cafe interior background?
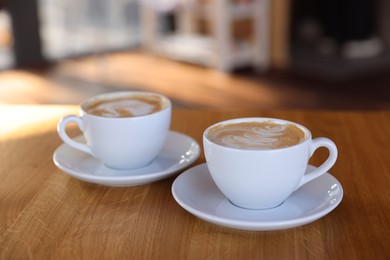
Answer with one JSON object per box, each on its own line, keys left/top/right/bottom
{"left": 0, "top": 0, "right": 389, "bottom": 109}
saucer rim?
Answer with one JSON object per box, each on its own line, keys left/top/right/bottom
{"left": 171, "top": 163, "right": 343, "bottom": 231}
{"left": 53, "top": 131, "right": 200, "bottom": 186}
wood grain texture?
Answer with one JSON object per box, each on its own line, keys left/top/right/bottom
{"left": 0, "top": 105, "right": 389, "bottom": 259}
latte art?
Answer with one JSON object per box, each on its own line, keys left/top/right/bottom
{"left": 85, "top": 95, "right": 164, "bottom": 118}
{"left": 207, "top": 121, "right": 306, "bottom": 149}
{"left": 223, "top": 124, "right": 288, "bottom": 148}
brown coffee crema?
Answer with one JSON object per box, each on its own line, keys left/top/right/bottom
{"left": 85, "top": 95, "right": 165, "bottom": 118}
{"left": 207, "top": 121, "right": 306, "bottom": 150}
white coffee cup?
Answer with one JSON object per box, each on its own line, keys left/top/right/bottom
{"left": 203, "top": 117, "right": 338, "bottom": 210}
{"left": 57, "top": 91, "right": 171, "bottom": 169}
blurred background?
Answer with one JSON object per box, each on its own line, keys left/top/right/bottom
{"left": 0, "top": 0, "right": 389, "bottom": 109}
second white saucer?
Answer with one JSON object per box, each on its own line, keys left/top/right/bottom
{"left": 53, "top": 131, "right": 200, "bottom": 187}
{"left": 172, "top": 163, "right": 343, "bottom": 231}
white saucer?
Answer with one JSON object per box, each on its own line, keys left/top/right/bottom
{"left": 53, "top": 131, "right": 200, "bottom": 187}
{"left": 172, "top": 163, "right": 343, "bottom": 231}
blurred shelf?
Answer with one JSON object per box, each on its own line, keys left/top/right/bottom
{"left": 141, "top": 0, "right": 269, "bottom": 72}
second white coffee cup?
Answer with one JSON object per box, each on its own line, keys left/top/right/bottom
{"left": 57, "top": 91, "right": 171, "bottom": 169}
{"left": 203, "top": 117, "right": 338, "bottom": 210}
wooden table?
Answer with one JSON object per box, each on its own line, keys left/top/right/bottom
{"left": 1, "top": 105, "right": 389, "bottom": 259}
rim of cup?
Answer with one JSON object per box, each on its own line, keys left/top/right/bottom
{"left": 203, "top": 117, "right": 312, "bottom": 152}
{"left": 79, "top": 91, "right": 171, "bottom": 120}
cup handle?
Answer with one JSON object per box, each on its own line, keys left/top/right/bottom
{"left": 297, "top": 137, "right": 338, "bottom": 189}
{"left": 57, "top": 115, "right": 93, "bottom": 156}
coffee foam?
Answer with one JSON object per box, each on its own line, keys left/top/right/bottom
{"left": 92, "top": 99, "right": 155, "bottom": 117}
{"left": 207, "top": 121, "right": 306, "bottom": 150}
{"left": 86, "top": 95, "right": 164, "bottom": 118}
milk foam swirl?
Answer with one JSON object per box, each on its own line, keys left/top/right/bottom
{"left": 207, "top": 121, "right": 306, "bottom": 149}
{"left": 86, "top": 95, "right": 163, "bottom": 118}
{"left": 221, "top": 125, "right": 286, "bottom": 148}
{"left": 93, "top": 100, "right": 155, "bottom": 117}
